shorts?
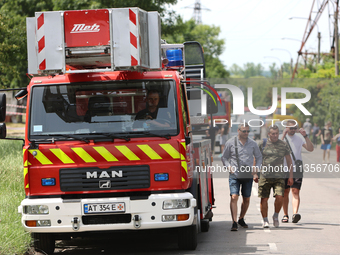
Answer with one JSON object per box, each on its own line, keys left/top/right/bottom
{"left": 285, "top": 177, "right": 302, "bottom": 190}
{"left": 321, "top": 143, "right": 331, "bottom": 150}
{"left": 229, "top": 176, "right": 253, "bottom": 198}
{"left": 220, "top": 135, "right": 228, "bottom": 146}
{"left": 258, "top": 177, "right": 285, "bottom": 198}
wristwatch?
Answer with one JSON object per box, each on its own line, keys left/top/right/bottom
{"left": 303, "top": 135, "right": 308, "bottom": 138}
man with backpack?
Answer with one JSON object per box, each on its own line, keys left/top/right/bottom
{"left": 221, "top": 123, "right": 262, "bottom": 231}
{"left": 258, "top": 125, "right": 293, "bottom": 228}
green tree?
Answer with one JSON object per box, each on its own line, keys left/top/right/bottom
{"left": 164, "top": 19, "right": 229, "bottom": 78}
{"left": 0, "top": 12, "right": 27, "bottom": 88}
{"left": 229, "top": 64, "right": 243, "bottom": 76}
{"left": 242, "top": 63, "right": 264, "bottom": 78}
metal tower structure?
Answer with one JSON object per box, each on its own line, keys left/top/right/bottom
{"left": 185, "top": 0, "right": 210, "bottom": 24}
{"left": 291, "top": 0, "right": 339, "bottom": 81}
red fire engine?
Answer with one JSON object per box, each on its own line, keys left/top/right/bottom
{"left": 0, "top": 8, "right": 215, "bottom": 254}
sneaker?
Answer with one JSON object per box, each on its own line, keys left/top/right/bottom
{"left": 231, "top": 221, "right": 238, "bottom": 231}
{"left": 292, "top": 214, "right": 301, "bottom": 223}
{"left": 238, "top": 218, "right": 248, "bottom": 228}
{"left": 262, "top": 221, "right": 270, "bottom": 228}
{"left": 272, "top": 216, "right": 279, "bottom": 228}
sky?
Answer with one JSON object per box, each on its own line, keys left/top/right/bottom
{"left": 171, "top": 0, "right": 335, "bottom": 71}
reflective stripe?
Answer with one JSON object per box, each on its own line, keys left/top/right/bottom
{"left": 24, "top": 160, "right": 31, "bottom": 166}
{"left": 29, "top": 149, "right": 53, "bottom": 165}
{"left": 137, "top": 145, "right": 162, "bottom": 160}
{"left": 50, "top": 148, "right": 75, "bottom": 164}
{"left": 159, "top": 144, "right": 180, "bottom": 159}
{"left": 116, "top": 145, "right": 140, "bottom": 161}
{"left": 24, "top": 167, "right": 28, "bottom": 177}
{"left": 93, "top": 146, "right": 118, "bottom": 162}
{"left": 25, "top": 184, "right": 29, "bottom": 188}
{"left": 182, "top": 177, "right": 186, "bottom": 182}
{"left": 180, "top": 142, "right": 186, "bottom": 160}
{"left": 72, "top": 148, "right": 96, "bottom": 163}
{"left": 181, "top": 161, "right": 188, "bottom": 173}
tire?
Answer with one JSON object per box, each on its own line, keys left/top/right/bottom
{"left": 178, "top": 206, "right": 198, "bottom": 250}
{"left": 178, "top": 223, "right": 198, "bottom": 250}
{"left": 32, "top": 233, "right": 55, "bottom": 255}
{"left": 200, "top": 219, "right": 210, "bottom": 232}
{"left": 0, "top": 93, "right": 6, "bottom": 122}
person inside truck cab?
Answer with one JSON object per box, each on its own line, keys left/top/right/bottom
{"left": 134, "top": 90, "right": 171, "bottom": 128}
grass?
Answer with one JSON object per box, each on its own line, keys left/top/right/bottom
{"left": 6, "top": 122, "right": 25, "bottom": 137}
{"left": 0, "top": 139, "right": 31, "bottom": 255}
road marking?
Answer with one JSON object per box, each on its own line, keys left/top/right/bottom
{"left": 268, "top": 243, "right": 277, "bottom": 251}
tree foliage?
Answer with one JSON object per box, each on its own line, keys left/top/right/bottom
{"left": 229, "top": 62, "right": 264, "bottom": 78}
{"left": 163, "top": 19, "right": 229, "bottom": 78}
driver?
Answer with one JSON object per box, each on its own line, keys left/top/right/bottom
{"left": 135, "top": 90, "right": 171, "bottom": 128}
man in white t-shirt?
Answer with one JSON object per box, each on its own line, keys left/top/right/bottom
{"left": 281, "top": 120, "right": 314, "bottom": 224}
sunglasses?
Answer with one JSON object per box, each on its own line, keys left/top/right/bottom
{"left": 239, "top": 130, "right": 250, "bottom": 133}
{"left": 289, "top": 127, "right": 298, "bottom": 130}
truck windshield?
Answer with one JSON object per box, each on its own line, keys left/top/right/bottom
{"left": 29, "top": 80, "right": 178, "bottom": 140}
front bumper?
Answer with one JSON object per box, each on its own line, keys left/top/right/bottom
{"left": 18, "top": 192, "right": 196, "bottom": 233}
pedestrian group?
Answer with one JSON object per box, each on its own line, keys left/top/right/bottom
{"left": 221, "top": 120, "right": 314, "bottom": 231}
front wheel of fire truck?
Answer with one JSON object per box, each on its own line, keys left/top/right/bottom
{"left": 178, "top": 181, "right": 199, "bottom": 250}
{"left": 200, "top": 218, "right": 210, "bottom": 232}
{"left": 177, "top": 208, "right": 198, "bottom": 250}
{"left": 32, "top": 233, "right": 55, "bottom": 255}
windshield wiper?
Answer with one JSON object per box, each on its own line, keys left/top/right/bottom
{"left": 47, "top": 134, "right": 90, "bottom": 143}
{"left": 92, "top": 132, "right": 131, "bottom": 141}
{"left": 132, "top": 131, "right": 171, "bottom": 140}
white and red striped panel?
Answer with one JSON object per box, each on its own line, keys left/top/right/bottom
{"left": 129, "top": 9, "right": 139, "bottom": 66}
{"left": 36, "top": 13, "right": 46, "bottom": 70}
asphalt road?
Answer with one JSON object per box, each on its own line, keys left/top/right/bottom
{"left": 50, "top": 146, "right": 340, "bottom": 255}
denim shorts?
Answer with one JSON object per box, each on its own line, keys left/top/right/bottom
{"left": 321, "top": 143, "right": 331, "bottom": 150}
{"left": 229, "top": 176, "right": 253, "bottom": 198}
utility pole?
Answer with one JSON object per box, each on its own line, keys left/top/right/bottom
{"left": 335, "top": 2, "right": 339, "bottom": 76}
{"left": 290, "top": 58, "right": 293, "bottom": 75}
{"left": 317, "top": 32, "right": 321, "bottom": 63}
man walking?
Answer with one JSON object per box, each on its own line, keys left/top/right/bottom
{"left": 320, "top": 121, "right": 333, "bottom": 164}
{"left": 312, "top": 123, "right": 320, "bottom": 148}
{"left": 258, "top": 125, "right": 293, "bottom": 228}
{"left": 281, "top": 120, "right": 314, "bottom": 224}
{"left": 221, "top": 123, "right": 262, "bottom": 231}
{"left": 302, "top": 118, "right": 312, "bottom": 138}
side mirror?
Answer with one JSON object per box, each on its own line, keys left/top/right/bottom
{"left": 15, "top": 89, "right": 28, "bottom": 100}
{"left": 0, "top": 123, "right": 7, "bottom": 139}
{"left": 0, "top": 93, "right": 6, "bottom": 122}
{"left": 206, "top": 94, "right": 218, "bottom": 114}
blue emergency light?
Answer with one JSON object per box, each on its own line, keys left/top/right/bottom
{"left": 154, "top": 173, "right": 169, "bottom": 181}
{"left": 166, "top": 49, "right": 183, "bottom": 67}
{"left": 41, "top": 178, "right": 56, "bottom": 186}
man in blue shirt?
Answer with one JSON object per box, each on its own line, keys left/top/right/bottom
{"left": 221, "top": 123, "right": 262, "bottom": 231}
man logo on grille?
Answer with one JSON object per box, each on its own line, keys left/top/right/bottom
{"left": 99, "top": 180, "right": 111, "bottom": 189}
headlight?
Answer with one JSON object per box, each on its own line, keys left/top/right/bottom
{"left": 23, "top": 205, "right": 49, "bottom": 214}
{"left": 163, "top": 199, "right": 189, "bottom": 210}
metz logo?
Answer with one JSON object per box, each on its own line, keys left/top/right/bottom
{"left": 86, "top": 170, "right": 123, "bottom": 179}
{"left": 71, "top": 23, "right": 100, "bottom": 33}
